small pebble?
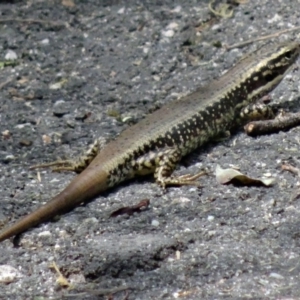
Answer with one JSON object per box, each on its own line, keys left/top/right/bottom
{"left": 151, "top": 220, "right": 159, "bottom": 227}
{"left": 49, "top": 82, "right": 64, "bottom": 90}
{"left": 167, "top": 22, "right": 179, "bottom": 30}
{"left": 5, "top": 50, "right": 18, "bottom": 60}
{"left": 207, "top": 230, "right": 216, "bottom": 237}
{"left": 207, "top": 215, "right": 215, "bottom": 222}
{"left": 162, "top": 29, "right": 175, "bottom": 37}
{"left": 0, "top": 265, "right": 22, "bottom": 283}
{"left": 54, "top": 99, "right": 66, "bottom": 106}
{"left": 38, "top": 231, "right": 51, "bottom": 237}
{"left": 118, "top": 7, "right": 125, "bottom": 14}
{"left": 172, "top": 6, "right": 181, "bottom": 13}
{"left": 40, "top": 38, "right": 50, "bottom": 45}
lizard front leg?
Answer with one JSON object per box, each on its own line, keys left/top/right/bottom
{"left": 133, "top": 148, "right": 206, "bottom": 188}
{"left": 238, "top": 103, "right": 275, "bottom": 123}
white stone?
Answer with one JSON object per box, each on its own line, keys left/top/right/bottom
{"left": 5, "top": 50, "right": 17, "bottom": 60}
{"left": 38, "top": 231, "right": 51, "bottom": 237}
{"left": 0, "top": 265, "right": 22, "bottom": 283}
{"left": 117, "top": 7, "right": 125, "bottom": 14}
{"left": 162, "top": 29, "right": 175, "bottom": 37}
{"left": 167, "top": 22, "right": 178, "bottom": 30}
{"left": 151, "top": 220, "right": 159, "bottom": 227}
{"left": 207, "top": 215, "right": 215, "bottom": 221}
{"left": 40, "top": 38, "right": 50, "bottom": 45}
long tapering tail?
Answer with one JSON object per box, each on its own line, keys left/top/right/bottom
{"left": 0, "top": 168, "right": 109, "bottom": 242}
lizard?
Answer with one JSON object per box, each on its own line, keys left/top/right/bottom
{"left": 0, "top": 41, "right": 299, "bottom": 243}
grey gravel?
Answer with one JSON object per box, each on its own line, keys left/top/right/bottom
{"left": 0, "top": 1, "right": 300, "bottom": 299}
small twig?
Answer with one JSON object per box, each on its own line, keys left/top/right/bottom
{"left": 65, "top": 286, "right": 130, "bottom": 297}
{"left": 0, "top": 78, "right": 13, "bottom": 90}
{"left": 281, "top": 163, "right": 300, "bottom": 202}
{"left": 0, "top": 18, "right": 67, "bottom": 27}
{"left": 234, "top": 0, "right": 249, "bottom": 3}
{"left": 244, "top": 111, "right": 300, "bottom": 136}
{"left": 86, "top": 286, "right": 131, "bottom": 296}
{"left": 226, "top": 26, "right": 300, "bottom": 50}
{"left": 281, "top": 163, "right": 300, "bottom": 177}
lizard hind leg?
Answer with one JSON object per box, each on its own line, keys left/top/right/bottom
{"left": 29, "top": 137, "right": 106, "bottom": 174}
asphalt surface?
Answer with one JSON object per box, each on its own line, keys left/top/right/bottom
{"left": 1, "top": 1, "right": 300, "bottom": 299}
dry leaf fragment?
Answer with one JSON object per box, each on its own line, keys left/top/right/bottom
{"left": 49, "top": 262, "right": 72, "bottom": 288}
{"left": 215, "top": 165, "right": 275, "bottom": 187}
{"left": 17, "top": 77, "right": 29, "bottom": 84}
{"left": 110, "top": 199, "right": 150, "bottom": 217}
{"left": 2, "top": 130, "right": 11, "bottom": 139}
{"left": 42, "top": 134, "right": 52, "bottom": 144}
{"left": 62, "top": 0, "right": 75, "bottom": 7}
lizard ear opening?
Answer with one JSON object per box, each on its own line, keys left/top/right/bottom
{"left": 284, "top": 50, "right": 293, "bottom": 60}
{"left": 264, "top": 71, "right": 279, "bottom": 83}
